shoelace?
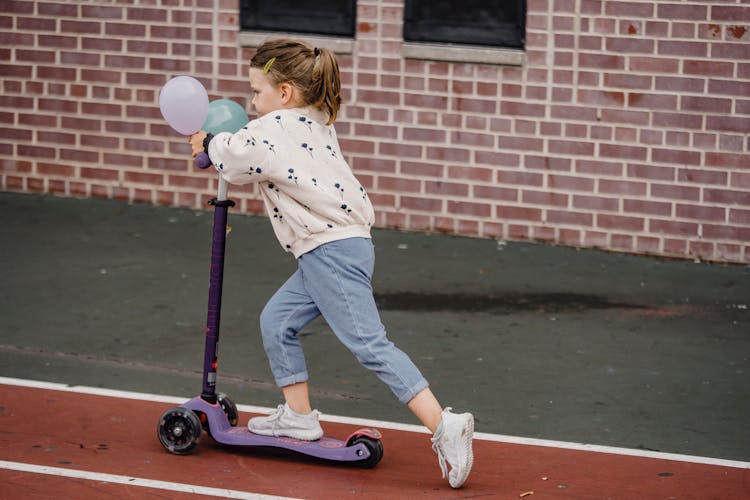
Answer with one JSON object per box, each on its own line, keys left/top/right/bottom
{"left": 432, "top": 440, "right": 449, "bottom": 479}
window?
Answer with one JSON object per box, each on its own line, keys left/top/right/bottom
{"left": 403, "top": 0, "right": 526, "bottom": 49}
{"left": 240, "top": 0, "right": 356, "bottom": 38}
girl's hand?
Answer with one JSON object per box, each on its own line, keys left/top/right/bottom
{"left": 188, "top": 131, "right": 208, "bottom": 158}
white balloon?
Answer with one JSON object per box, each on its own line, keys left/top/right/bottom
{"left": 159, "top": 76, "right": 209, "bottom": 135}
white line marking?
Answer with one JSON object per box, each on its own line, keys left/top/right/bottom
{"left": 0, "top": 460, "right": 299, "bottom": 500}
{"left": 2, "top": 376, "right": 749, "bottom": 470}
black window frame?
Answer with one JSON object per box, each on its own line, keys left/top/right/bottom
{"left": 403, "top": 0, "right": 526, "bottom": 49}
{"left": 239, "top": 0, "right": 356, "bottom": 38}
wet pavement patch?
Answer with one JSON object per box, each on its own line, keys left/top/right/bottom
{"left": 374, "top": 292, "right": 645, "bottom": 313}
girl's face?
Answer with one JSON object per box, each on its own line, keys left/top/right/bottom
{"left": 249, "top": 67, "right": 285, "bottom": 116}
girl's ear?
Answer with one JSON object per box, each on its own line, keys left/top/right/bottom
{"left": 279, "top": 82, "right": 295, "bottom": 105}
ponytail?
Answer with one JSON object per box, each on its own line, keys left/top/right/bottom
{"left": 310, "top": 47, "right": 341, "bottom": 124}
{"left": 250, "top": 39, "right": 341, "bottom": 125}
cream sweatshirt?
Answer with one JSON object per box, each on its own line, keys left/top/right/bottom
{"left": 207, "top": 107, "right": 375, "bottom": 258}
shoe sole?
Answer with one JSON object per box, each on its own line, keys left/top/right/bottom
{"left": 247, "top": 425, "right": 323, "bottom": 441}
{"left": 450, "top": 413, "right": 474, "bottom": 488}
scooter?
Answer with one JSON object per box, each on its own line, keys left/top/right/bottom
{"left": 156, "top": 161, "right": 383, "bottom": 468}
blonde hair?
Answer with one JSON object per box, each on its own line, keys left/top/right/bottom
{"left": 251, "top": 39, "right": 341, "bottom": 125}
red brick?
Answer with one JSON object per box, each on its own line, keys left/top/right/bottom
{"left": 706, "top": 115, "right": 750, "bottom": 133}
{"left": 658, "top": 4, "right": 708, "bottom": 20}
{"left": 493, "top": 170, "right": 542, "bottom": 188}
{"left": 676, "top": 204, "right": 726, "bottom": 222}
{"left": 61, "top": 149, "right": 99, "bottom": 163}
{"left": 352, "top": 157, "right": 396, "bottom": 173}
{"left": 447, "top": 201, "right": 491, "bottom": 217}
{"left": 652, "top": 112, "right": 703, "bottom": 130}
{"left": 655, "top": 76, "right": 705, "bottom": 93}
{"left": 549, "top": 140, "right": 595, "bottom": 156}
{"left": 598, "top": 214, "right": 644, "bottom": 231}
{"left": 636, "top": 236, "right": 661, "bottom": 254}
{"left": 400, "top": 161, "right": 443, "bottom": 178}
{"left": 378, "top": 142, "right": 422, "bottom": 158}
{"left": 473, "top": 185, "right": 517, "bottom": 201}
{"left": 658, "top": 41, "right": 709, "bottom": 57}
{"left": 627, "top": 163, "right": 675, "bottom": 181}
{"left": 17, "top": 16, "right": 56, "bottom": 31}
{"left": 499, "top": 136, "right": 544, "bottom": 153}
{"left": 578, "top": 53, "right": 625, "bottom": 70}
{"left": 573, "top": 195, "right": 619, "bottom": 211}
{"left": 629, "top": 56, "right": 679, "bottom": 73}
{"left": 496, "top": 205, "right": 543, "bottom": 222}
{"left": 706, "top": 153, "right": 750, "bottom": 169}
{"left": 599, "top": 144, "right": 647, "bottom": 161}
{"left": 628, "top": 93, "right": 677, "bottom": 110}
{"left": 681, "top": 96, "right": 732, "bottom": 113}
{"left": 651, "top": 184, "right": 700, "bottom": 202}
{"left": 683, "top": 60, "right": 734, "bottom": 78}
{"left": 704, "top": 188, "right": 750, "bottom": 205}
{"left": 60, "top": 20, "right": 101, "bottom": 34}
{"left": 453, "top": 97, "right": 498, "bottom": 114}
{"left": 578, "top": 89, "right": 626, "bottom": 107}
{"left": 426, "top": 146, "right": 470, "bottom": 163}
{"left": 37, "top": 162, "right": 75, "bottom": 177}
{"left": 712, "top": 6, "right": 750, "bottom": 22}
{"left": 379, "top": 176, "right": 421, "bottom": 193}
{"left": 677, "top": 169, "right": 728, "bottom": 185}
{"left": 80, "top": 167, "right": 118, "bottom": 181}
{"left": 606, "top": 38, "right": 655, "bottom": 54}
{"left": 401, "top": 196, "right": 442, "bottom": 212}
{"left": 82, "top": 5, "right": 122, "bottom": 18}
{"left": 548, "top": 174, "right": 595, "bottom": 191}
{"left": 469, "top": 147, "right": 516, "bottom": 167}
{"left": 522, "top": 189, "right": 568, "bottom": 207}
{"left": 82, "top": 37, "right": 122, "bottom": 51}
{"left": 624, "top": 199, "right": 672, "bottom": 216}
{"left": 451, "top": 131, "right": 494, "bottom": 148}
{"left": 426, "top": 181, "right": 469, "bottom": 197}
{"left": 652, "top": 148, "right": 702, "bottom": 166}
{"left": 702, "top": 224, "right": 750, "bottom": 242}
{"left": 403, "top": 127, "right": 445, "bottom": 143}
{"left": 82, "top": 134, "right": 118, "bottom": 149}
{"left": 0, "top": 127, "right": 32, "bottom": 141}
{"left": 650, "top": 219, "right": 699, "bottom": 236}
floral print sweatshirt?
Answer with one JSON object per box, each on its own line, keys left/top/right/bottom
{"left": 207, "top": 107, "right": 375, "bottom": 258}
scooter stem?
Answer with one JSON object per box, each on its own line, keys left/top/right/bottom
{"left": 201, "top": 173, "right": 234, "bottom": 403}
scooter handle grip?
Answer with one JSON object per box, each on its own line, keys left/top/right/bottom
{"left": 195, "top": 152, "right": 211, "bottom": 169}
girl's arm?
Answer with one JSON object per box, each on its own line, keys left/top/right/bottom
{"left": 188, "top": 124, "right": 270, "bottom": 185}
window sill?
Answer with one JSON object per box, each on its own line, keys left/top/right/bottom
{"left": 402, "top": 42, "right": 525, "bottom": 66}
{"left": 238, "top": 31, "right": 355, "bottom": 55}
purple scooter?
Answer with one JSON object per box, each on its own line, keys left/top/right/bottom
{"left": 157, "top": 155, "right": 383, "bottom": 467}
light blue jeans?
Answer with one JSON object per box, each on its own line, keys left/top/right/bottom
{"left": 259, "top": 237, "right": 429, "bottom": 404}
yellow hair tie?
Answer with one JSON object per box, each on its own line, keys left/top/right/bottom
{"left": 263, "top": 57, "right": 276, "bottom": 73}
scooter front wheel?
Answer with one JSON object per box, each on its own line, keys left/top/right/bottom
{"left": 217, "top": 393, "right": 239, "bottom": 426}
{"left": 349, "top": 436, "right": 384, "bottom": 468}
{"left": 157, "top": 407, "right": 202, "bottom": 455}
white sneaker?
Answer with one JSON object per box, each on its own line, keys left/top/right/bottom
{"left": 247, "top": 403, "right": 323, "bottom": 441}
{"left": 431, "top": 407, "right": 474, "bottom": 488}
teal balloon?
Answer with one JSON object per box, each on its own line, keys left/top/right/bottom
{"left": 202, "top": 99, "right": 248, "bottom": 134}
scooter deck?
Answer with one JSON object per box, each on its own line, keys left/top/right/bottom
{"left": 183, "top": 397, "right": 376, "bottom": 462}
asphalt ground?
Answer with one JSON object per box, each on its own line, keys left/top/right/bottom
{"left": 1, "top": 191, "right": 748, "bottom": 463}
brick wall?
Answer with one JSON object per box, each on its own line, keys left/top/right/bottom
{"left": 1, "top": 0, "right": 749, "bottom": 263}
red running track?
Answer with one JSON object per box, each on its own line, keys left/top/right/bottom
{"left": 1, "top": 382, "right": 748, "bottom": 499}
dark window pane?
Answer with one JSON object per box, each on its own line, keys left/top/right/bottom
{"left": 240, "top": 0, "right": 356, "bottom": 37}
{"left": 404, "top": 0, "right": 525, "bottom": 48}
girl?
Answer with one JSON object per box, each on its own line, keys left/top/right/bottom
{"left": 189, "top": 39, "right": 474, "bottom": 488}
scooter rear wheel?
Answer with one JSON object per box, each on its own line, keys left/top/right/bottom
{"left": 157, "top": 407, "right": 201, "bottom": 455}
